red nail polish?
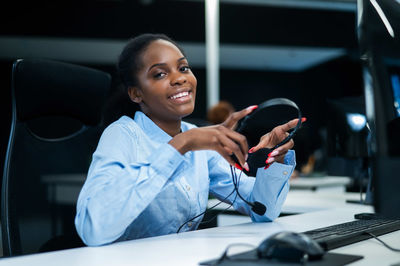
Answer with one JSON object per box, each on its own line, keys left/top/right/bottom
{"left": 266, "top": 156, "right": 275, "bottom": 164}
{"left": 264, "top": 164, "right": 271, "bottom": 170}
{"left": 301, "top": 117, "right": 307, "bottom": 122}
{"left": 234, "top": 163, "right": 243, "bottom": 171}
{"left": 246, "top": 105, "right": 258, "bottom": 111}
{"left": 265, "top": 154, "right": 271, "bottom": 164}
{"left": 249, "top": 147, "right": 255, "bottom": 153}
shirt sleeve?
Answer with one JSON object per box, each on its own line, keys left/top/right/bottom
{"left": 75, "top": 123, "right": 185, "bottom": 246}
{"left": 208, "top": 150, "right": 296, "bottom": 222}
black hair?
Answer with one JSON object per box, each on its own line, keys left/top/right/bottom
{"left": 103, "top": 33, "right": 185, "bottom": 126}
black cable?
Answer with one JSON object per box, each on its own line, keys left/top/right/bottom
{"left": 197, "top": 190, "right": 239, "bottom": 228}
{"left": 229, "top": 165, "right": 266, "bottom": 216}
{"left": 194, "top": 167, "right": 244, "bottom": 227}
{"left": 365, "top": 232, "right": 400, "bottom": 252}
{"left": 230, "top": 166, "right": 246, "bottom": 202}
{"left": 213, "top": 243, "right": 258, "bottom": 265}
{"left": 176, "top": 187, "right": 237, "bottom": 234}
{"left": 176, "top": 167, "right": 244, "bottom": 234}
{"left": 177, "top": 161, "right": 265, "bottom": 234}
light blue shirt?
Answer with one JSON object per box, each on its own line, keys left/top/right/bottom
{"left": 75, "top": 111, "right": 296, "bottom": 246}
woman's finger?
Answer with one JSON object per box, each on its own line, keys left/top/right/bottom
{"left": 225, "top": 129, "right": 249, "bottom": 158}
{"left": 222, "top": 105, "right": 258, "bottom": 130}
{"left": 249, "top": 132, "right": 277, "bottom": 153}
{"left": 249, "top": 117, "right": 304, "bottom": 153}
{"left": 217, "top": 129, "right": 248, "bottom": 168}
{"left": 215, "top": 144, "right": 237, "bottom": 166}
{"left": 274, "top": 117, "right": 304, "bottom": 133}
{"left": 270, "top": 139, "right": 294, "bottom": 163}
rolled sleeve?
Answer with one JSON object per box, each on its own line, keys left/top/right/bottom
{"left": 250, "top": 150, "right": 296, "bottom": 221}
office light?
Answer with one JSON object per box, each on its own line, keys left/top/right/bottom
{"left": 347, "top": 113, "right": 367, "bottom": 132}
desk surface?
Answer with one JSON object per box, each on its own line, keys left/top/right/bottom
{"left": 289, "top": 175, "right": 351, "bottom": 190}
{"left": 0, "top": 191, "right": 398, "bottom": 266}
{"left": 209, "top": 188, "right": 365, "bottom": 215}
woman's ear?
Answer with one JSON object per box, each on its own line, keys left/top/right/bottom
{"left": 128, "top": 87, "right": 142, "bottom": 103}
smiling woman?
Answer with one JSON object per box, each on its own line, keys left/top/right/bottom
{"left": 127, "top": 39, "right": 197, "bottom": 135}
{"left": 74, "top": 33, "right": 298, "bottom": 246}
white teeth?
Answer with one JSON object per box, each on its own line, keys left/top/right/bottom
{"left": 170, "top": 91, "right": 189, "bottom": 100}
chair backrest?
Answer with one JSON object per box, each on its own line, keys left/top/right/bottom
{"left": 1, "top": 58, "right": 111, "bottom": 256}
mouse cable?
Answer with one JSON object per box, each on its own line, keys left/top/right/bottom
{"left": 176, "top": 174, "right": 240, "bottom": 234}
{"left": 364, "top": 232, "right": 400, "bottom": 252}
{"left": 214, "top": 243, "right": 258, "bottom": 265}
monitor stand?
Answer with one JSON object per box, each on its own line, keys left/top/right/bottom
{"left": 346, "top": 162, "right": 373, "bottom": 205}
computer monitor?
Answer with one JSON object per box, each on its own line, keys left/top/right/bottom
{"left": 325, "top": 97, "right": 371, "bottom": 196}
{"left": 357, "top": 0, "right": 400, "bottom": 218}
{"left": 326, "top": 96, "right": 369, "bottom": 159}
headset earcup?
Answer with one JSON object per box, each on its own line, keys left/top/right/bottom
{"left": 244, "top": 148, "right": 273, "bottom": 176}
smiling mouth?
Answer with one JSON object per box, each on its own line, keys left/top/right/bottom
{"left": 169, "top": 91, "right": 191, "bottom": 100}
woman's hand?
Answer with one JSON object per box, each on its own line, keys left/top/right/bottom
{"left": 169, "top": 105, "right": 258, "bottom": 170}
{"left": 248, "top": 118, "right": 305, "bottom": 164}
{"left": 221, "top": 105, "right": 258, "bottom": 130}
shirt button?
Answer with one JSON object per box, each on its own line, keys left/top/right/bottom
{"left": 188, "top": 222, "right": 192, "bottom": 227}
{"left": 283, "top": 171, "right": 288, "bottom": 175}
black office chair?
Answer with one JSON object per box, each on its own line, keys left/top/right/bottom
{"left": 1, "top": 58, "right": 111, "bottom": 257}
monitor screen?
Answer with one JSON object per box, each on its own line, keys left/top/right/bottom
{"left": 358, "top": 0, "right": 400, "bottom": 218}
{"left": 326, "top": 97, "right": 368, "bottom": 159}
{"left": 371, "top": 60, "right": 400, "bottom": 218}
{"left": 389, "top": 67, "right": 400, "bottom": 117}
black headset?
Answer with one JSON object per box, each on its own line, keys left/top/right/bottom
{"left": 177, "top": 98, "right": 302, "bottom": 230}
{"left": 231, "top": 98, "right": 303, "bottom": 215}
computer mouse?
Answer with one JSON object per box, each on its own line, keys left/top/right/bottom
{"left": 257, "top": 231, "right": 325, "bottom": 262}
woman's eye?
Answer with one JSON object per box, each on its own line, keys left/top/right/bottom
{"left": 154, "top": 72, "right": 166, "bottom": 79}
{"left": 180, "top": 66, "right": 191, "bottom": 72}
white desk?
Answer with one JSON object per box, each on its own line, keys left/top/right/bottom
{"left": 0, "top": 191, "right": 398, "bottom": 266}
{"left": 208, "top": 188, "right": 366, "bottom": 226}
{"left": 289, "top": 176, "right": 351, "bottom": 192}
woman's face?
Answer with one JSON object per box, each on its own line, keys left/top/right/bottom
{"left": 130, "top": 39, "right": 197, "bottom": 124}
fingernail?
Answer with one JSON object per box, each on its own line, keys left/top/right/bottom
{"left": 234, "top": 163, "right": 243, "bottom": 171}
{"left": 244, "top": 162, "right": 250, "bottom": 172}
{"left": 301, "top": 117, "right": 307, "bottom": 122}
{"left": 246, "top": 105, "right": 258, "bottom": 111}
{"left": 264, "top": 164, "right": 271, "bottom": 170}
{"left": 249, "top": 147, "right": 255, "bottom": 153}
{"left": 266, "top": 157, "right": 275, "bottom": 164}
{"left": 268, "top": 150, "right": 279, "bottom": 157}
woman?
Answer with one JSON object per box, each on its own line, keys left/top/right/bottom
{"left": 75, "top": 33, "right": 297, "bottom": 246}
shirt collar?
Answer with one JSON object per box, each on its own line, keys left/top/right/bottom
{"left": 133, "top": 111, "right": 177, "bottom": 143}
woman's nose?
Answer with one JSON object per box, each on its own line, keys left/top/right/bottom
{"left": 170, "top": 71, "right": 187, "bottom": 85}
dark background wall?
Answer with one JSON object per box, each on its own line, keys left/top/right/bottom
{"left": 0, "top": 0, "right": 364, "bottom": 173}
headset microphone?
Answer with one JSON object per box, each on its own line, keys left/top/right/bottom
{"left": 230, "top": 166, "right": 267, "bottom": 216}
{"left": 250, "top": 201, "right": 267, "bottom": 216}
